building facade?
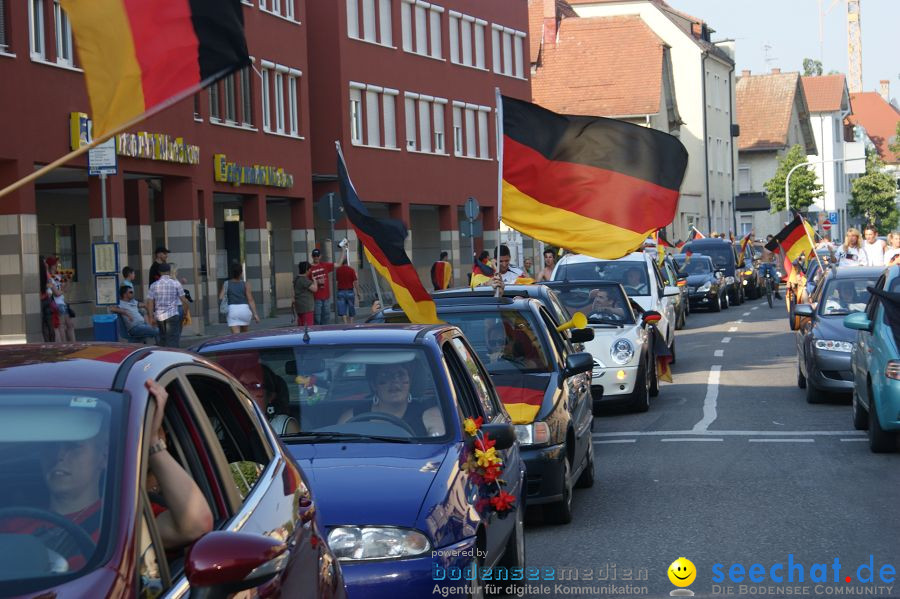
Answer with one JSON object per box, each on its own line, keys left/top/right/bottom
{"left": 567, "top": 0, "right": 737, "bottom": 240}
{"left": 0, "top": 0, "right": 313, "bottom": 343}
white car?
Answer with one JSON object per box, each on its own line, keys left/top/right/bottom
{"left": 551, "top": 251, "right": 679, "bottom": 362}
{"left": 544, "top": 281, "right": 658, "bottom": 412}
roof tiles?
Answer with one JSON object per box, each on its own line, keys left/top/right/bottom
{"left": 801, "top": 75, "right": 847, "bottom": 113}
{"left": 737, "top": 72, "right": 805, "bottom": 151}
{"left": 847, "top": 92, "right": 900, "bottom": 164}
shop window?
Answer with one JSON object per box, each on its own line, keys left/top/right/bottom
{"left": 53, "top": 224, "right": 78, "bottom": 282}
{"left": 53, "top": 0, "right": 73, "bottom": 66}
{"left": 29, "top": 0, "right": 45, "bottom": 60}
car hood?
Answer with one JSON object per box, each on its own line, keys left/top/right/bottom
{"left": 686, "top": 274, "right": 714, "bottom": 286}
{"left": 814, "top": 315, "right": 858, "bottom": 342}
{"left": 288, "top": 443, "right": 448, "bottom": 527}
{"left": 631, "top": 296, "right": 652, "bottom": 311}
{"left": 490, "top": 372, "right": 555, "bottom": 424}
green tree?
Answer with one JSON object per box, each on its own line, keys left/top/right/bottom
{"left": 764, "top": 144, "right": 823, "bottom": 213}
{"left": 889, "top": 120, "right": 900, "bottom": 157}
{"left": 802, "top": 58, "right": 823, "bottom": 76}
{"left": 849, "top": 151, "right": 900, "bottom": 230}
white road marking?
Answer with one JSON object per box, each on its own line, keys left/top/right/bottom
{"left": 722, "top": 337, "right": 731, "bottom": 343}
{"left": 735, "top": 320, "right": 743, "bottom": 323}
{"left": 728, "top": 326, "right": 738, "bottom": 332}
{"left": 595, "top": 439, "right": 637, "bottom": 444}
{"left": 748, "top": 438, "right": 815, "bottom": 443}
{"left": 692, "top": 365, "right": 721, "bottom": 432}
{"left": 593, "top": 430, "right": 863, "bottom": 437}
{"left": 840, "top": 438, "right": 868, "bottom": 442}
{"left": 662, "top": 438, "right": 723, "bottom": 442}
{"left": 742, "top": 312, "right": 751, "bottom": 316}
{"left": 752, "top": 306, "right": 759, "bottom": 310}
{"left": 714, "top": 349, "right": 724, "bottom": 357}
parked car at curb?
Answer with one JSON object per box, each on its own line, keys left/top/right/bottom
{"left": 196, "top": 325, "right": 528, "bottom": 597}
{"left": 845, "top": 268, "right": 900, "bottom": 453}
{"left": 0, "top": 343, "right": 344, "bottom": 599}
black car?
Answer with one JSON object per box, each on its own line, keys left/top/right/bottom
{"left": 795, "top": 267, "right": 882, "bottom": 403}
{"left": 370, "top": 295, "right": 595, "bottom": 524}
{"left": 673, "top": 254, "right": 729, "bottom": 311}
{"left": 681, "top": 238, "right": 743, "bottom": 305}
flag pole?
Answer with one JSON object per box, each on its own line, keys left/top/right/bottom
{"left": 494, "top": 87, "right": 504, "bottom": 298}
{"left": 799, "top": 215, "right": 826, "bottom": 273}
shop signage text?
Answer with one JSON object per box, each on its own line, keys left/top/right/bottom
{"left": 69, "top": 112, "right": 199, "bottom": 165}
{"left": 214, "top": 154, "right": 294, "bottom": 189}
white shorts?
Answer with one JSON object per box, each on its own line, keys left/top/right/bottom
{"left": 227, "top": 304, "right": 252, "bottom": 327}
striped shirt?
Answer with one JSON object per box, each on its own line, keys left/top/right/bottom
{"left": 148, "top": 276, "right": 185, "bottom": 321}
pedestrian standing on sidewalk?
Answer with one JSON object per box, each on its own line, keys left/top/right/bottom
{"left": 335, "top": 257, "right": 359, "bottom": 324}
{"left": 309, "top": 248, "right": 335, "bottom": 325}
{"left": 293, "top": 261, "right": 317, "bottom": 326}
{"left": 219, "top": 262, "right": 260, "bottom": 334}
{"left": 46, "top": 256, "right": 76, "bottom": 342}
{"left": 148, "top": 246, "right": 169, "bottom": 285}
{"left": 146, "top": 262, "right": 190, "bottom": 347}
{"left": 122, "top": 266, "right": 137, "bottom": 292}
{"left": 430, "top": 251, "right": 453, "bottom": 291}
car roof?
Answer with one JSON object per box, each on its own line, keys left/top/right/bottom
{"left": 434, "top": 284, "right": 552, "bottom": 301}
{"left": 378, "top": 297, "right": 539, "bottom": 318}
{"left": 826, "top": 266, "right": 884, "bottom": 280}
{"left": 674, "top": 253, "right": 713, "bottom": 262}
{"left": 194, "top": 323, "right": 456, "bottom": 353}
{"left": 684, "top": 238, "right": 731, "bottom": 245}
{"left": 557, "top": 251, "right": 647, "bottom": 265}
{"left": 543, "top": 280, "right": 625, "bottom": 289}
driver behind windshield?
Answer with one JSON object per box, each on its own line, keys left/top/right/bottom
{"left": 623, "top": 267, "right": 645, "bottom": 293}
{"left": 338, "top": 363, "right": 444, "bottom": 437}
{"left": 588, "top": 289, "right": 625, "bottom": 320}
{"left": 824, "top": 281, "right": 866, "bottom": 314}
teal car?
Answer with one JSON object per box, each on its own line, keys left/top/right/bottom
{"left": 844, "top": 268, "right": 900, "bottom": 453}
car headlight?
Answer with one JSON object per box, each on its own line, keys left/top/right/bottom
{"left": 744, "top": 270, "right": 753, "bottom": 276}
{"left": 814, "top": 339, "right": 853, "bottom": 353}
{"left": 697, "top": 282, "right": 711, "bottom": 292}
{"left": 327, "top": 526, "right": 431, "bottom": 561}
{"left": 725, "top": 276, "right": 735, "bottom": 285}
{"left": 610, "top": 339, "right": 635, "bottom": 364}
{"left": 515, "top": 421, "right": 551, "bottom": 446}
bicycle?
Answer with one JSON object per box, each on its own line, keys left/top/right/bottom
{"left": 764, "top": 273, "right": 774, "bottom": 308}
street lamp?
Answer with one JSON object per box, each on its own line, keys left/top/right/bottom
{"left": 784, "top": 157, "right": 866, "bottom": 214}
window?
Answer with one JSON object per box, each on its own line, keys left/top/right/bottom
{"left": 261, "top": 0, "right": 296, "bottom": 20}
{"left": 401, "top": 0, "right": 443, "bottom": 58}
{"left": 348, "top": 0, "right": 392, "bottom": 46}
{"left": 450, "top": 337, "right": 500, "bottom": 421}
{"left": 29, "top": 0, "right": 45, "bottom": 59}
{"left": 449, "top": 12, "right": 486, "bottom": 69}
{"left": 53, "top": 1, "right": 73, "bottom": 66}
{"left": 223, "top": 74, "right": 237, "bottom": 122}
{"left": 193, "top": 94, "right": 201, "bottom": 120}
{"left": 261, "top": 61, "right": 302, "bottom": 136}
{"left": 834, "top": 117, "right": 842, "bottom": 143}
{"left": 52, "top": 224, "right": 77, "bottom": 281}
{"left": 0, "top": 0, "right": 8, "bottom": 51}
{"left": 725, "top": 141, "right": 731, "bottom": 175}
{"left": 350, "top": 82, "right": 398, "bottom": 148}
{"left": 433, "top": 101, "right": 445, "bottom": 153}
{"left": 491, "top": 24, "right": 525, "bottom": 78}
{"left": 452, "top": 101, "right": 490, "bottom": 159}
{"left": 239, "top": 67, "right": 253, "bottom": 126}
{"left": 738, "top": 166, "right": 750, "bottom": 192}
{"left": 404, "top": 93, "right": 447, "bottom": 154}
{"left": 209, "top": 82, "right": 221, "bottom": 121}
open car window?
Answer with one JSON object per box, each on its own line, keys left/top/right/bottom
{"left": 208, "top": 346, "right": 451, "bottom": 442}
{"left": 555, "top": 261, "right": 651, "bottom": 296}
{"left": 439, "top": 310, "right": 553, "bottom": 374}
{"left": 549, "top": 285, "right": 635, "bottom": 325}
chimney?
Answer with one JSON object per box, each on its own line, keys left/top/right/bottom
{"left": 741, "top": 69, "right": 751, "bottom": 78}
{"left": 771, "top": 68, "right": 781, "bottom": 74}
{"left": 880, "top": 79, "right": 890, "bottom": 102}
{"left": 543, "top": 0, "right": 557, "bottom": 49}
{"left": 691, "top": 22, "right": 702, "bottom": 38}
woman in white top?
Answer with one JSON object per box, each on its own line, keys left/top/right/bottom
{"left": 861, "top": 225, "right": 887, "bottom": 267}
{"left": 837, "top": 227, "right": 866, "bottom": 266}
{"left": 884, "top": 232, "right": 900, "bottom": 266}
{"left": 46, "top": 256, "right": 76, "bottom": 342}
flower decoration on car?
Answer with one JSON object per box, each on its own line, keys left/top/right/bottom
{"left": 460, "top": 417, "right": 515, "bottom": 515}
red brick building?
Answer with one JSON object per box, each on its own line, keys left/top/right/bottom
{"left": 0, "top": 0, "right": 312, "bottom": 342}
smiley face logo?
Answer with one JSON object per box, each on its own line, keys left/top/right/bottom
{"left": 668, "top": 557, "right": 696, "bottom": 587}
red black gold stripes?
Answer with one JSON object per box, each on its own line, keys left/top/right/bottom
{"left": 431, "top": 261, "right": 452, "bottom": 291}
{"left": 500, "top": 96, "right": 688, "bottom": 260}
{"left": 765, "top": 216, "right": 816, "bottom": 266}
{"left": 492, "top": 374, "right": 548, "bottom": 424}
{"left": 337, "top": 149, "right": 440, "bottom": 325}
{"left": 61, "top": 0, "right": 250, "bottom": 136}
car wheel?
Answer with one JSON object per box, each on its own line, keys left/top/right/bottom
{"left": 649, "top": 355, "right": 660, "bottom": 398}
{"left": 545, "top": 456, "right": 573, "bottom": 524}
{"left": 669, "top": 338, "right": 676, "bottom": 366}
{"left": 805, "top": 377, "right": 823, "bottom": 404}
{"left": 675, "top": 309, "right": 684, "bottom": 331}
{"left": 852, "top": 387, "right": 868, "bottom": 431}
{"left": 868, "top": 389, "right": 897, "bottom": 453}
{"left": 712, "top": 293, "right": 722, "bottom": 312}
{"left": 797, "top": 360, "right": 807, "bottom": 389}
{"left": 492, "top": 505, "right": 525, "bottom": 596}
{"left": 723, "top": 291, "right": 730, "bottom": 310}
{"left": 630, "top": 359, "right": 651, "bottom": 412}
{"left": 575, "top": 441, "right": 595, "bottom": 488}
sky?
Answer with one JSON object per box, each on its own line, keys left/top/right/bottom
{"left": 671, "top": 0, "right": 898, "bottom": 95}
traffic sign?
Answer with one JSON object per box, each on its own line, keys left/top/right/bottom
{"left": 464, "top": 196, "right": 480, "bottom": 221}
{"left": 828, "top": 211, "right": 838, "bottom": 224}
{"left": 822, "top": 220, "right": 832, "bottom": 232}
{"left": 88, "top": 138, "right": 117, "bottom": 176}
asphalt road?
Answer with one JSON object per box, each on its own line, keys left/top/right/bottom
{"left": 522, "top": 295, "right": 900, "bottom": 599}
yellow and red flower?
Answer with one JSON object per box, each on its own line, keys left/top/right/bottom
{"left": 463, "top": 416, "right": 483, "bottom": 436}
{"left": 490, "top": 490, "right": 516, "bottom": 512}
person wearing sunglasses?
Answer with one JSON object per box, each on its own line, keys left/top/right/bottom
{"left": 110, "top": 285, "right": 159, "bottom": 342}
{"left": 338, "top": 362, "right": 443, "bottom": 437}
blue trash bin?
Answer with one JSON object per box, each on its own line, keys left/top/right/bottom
{"left": 93, "top": 314, "right": 118, "bottom": 342}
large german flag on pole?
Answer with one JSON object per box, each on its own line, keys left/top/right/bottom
{"left": 765, "top": 216, "right": 816, "bottom": 268}
{"left": 499, "top": 95, "right": 688, "bottom": 260}
{"left": 337, "top": 145, "right": 440, "bottom": 325}
{"left": 61, "top": 0, "right": 250, "bottom": 137}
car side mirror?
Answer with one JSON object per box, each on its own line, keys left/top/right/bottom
{"left": 794, "top": 304, "right": 814, "bottom": 317}
{"left": 570, "top": 328, "right": 595, "bottom": 343}
{"left": 186, "top": 531, "right": 290, "bottom": 599}
{"left": 843, "top": 312, "right": 873, "bottom": 332}
{"left": 562, "top": 352, "right": 593, "bottom": 385}
{"left": 480, "top": 422, "right": 516, "bottom": 450}
{"left": 663, "top": 285, "right": 680, "bottom": 297}
{"left": 642, "top": 310, "right": 662, "bottom": 327}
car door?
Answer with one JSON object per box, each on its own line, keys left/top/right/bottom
{"left": 442, "top": 336, "right": 518, "bottom": 567}
{"left": 650, "top": 259, "right": 674, "bottom": 343}
{"left": 856, "top": 275, "right": 886, "bottom": 410}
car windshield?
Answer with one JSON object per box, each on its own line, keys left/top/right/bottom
{"left": 674, "top": 257, "right": 713, "bottom": 275}
{"left": 438, "top": 310, "right": 553, "bottom": 374}
{"left": 208, "top": 346, "right": 450, "bottom": 442}
{"left": 685, "top": 246, "right": 732, "bottom": 271}
{"left": 0, "top": 393, "right": 119, "bottom": 589}
{"left": 555, "top": 261, "right": 651, "bottom": 296}
{"left": 550, "top": 285, "right": 635, "bottom": 325}
{"left": 819, "top": 278, "right": 876, "bottom": 316}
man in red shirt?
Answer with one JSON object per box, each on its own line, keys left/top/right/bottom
{"left": 335, "top": 257, "right": 359, "bottom": 323}
{"left": 308, "top": 248, "right": 335, "bottom": 325}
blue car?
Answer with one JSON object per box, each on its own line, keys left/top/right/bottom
{"left": 845, "top": 267, "right": 900, "bottom": 453}
{"left": 196, "top": 325, "right": 527, "bottom": 598}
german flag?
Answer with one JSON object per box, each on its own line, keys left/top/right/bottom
{"left": 500, "top": 96, "right": 687, "bottom": 260}
{"left": 337, "top": 147, "right": 440, "bottom": 325}
{"left": 651, "top": 327, "right": 673, "bottom": 383}
{"left": 765, "top": 216, "right": 816, "bottom": 269}
{"left": 737, "top": 232, "right": 752, "bottom": 265}
{"left": 430, "top": 261, "right": 452, "bottom": 290}
{"left": 687, "top": 227, "right": 705, "bottom": 241}
{"left": 657, "top": 229, "right": 675, "bottom": 249}
{"left": 491, "top": 373, "right": 547, "bottom": 424}
{"left": 470, "top": 254, "right": 495, "bottom": 288}
{"left": 61, "top": 0, "right": 250, "bottom": 137}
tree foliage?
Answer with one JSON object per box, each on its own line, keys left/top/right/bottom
{"left": 889, "top": 121, "right": 900, "bottom": 158}
{"left": 849, "top": 151, "right": 900, "bottom": 231}
{"left": 802, "top": 58, "right": 823, "bottom": 77}
{"left": 764, "top": 145, "right": 823, "bottom": 213}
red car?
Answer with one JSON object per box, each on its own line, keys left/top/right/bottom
{"left": 0, "top": 343, "right": 345, "bottom": 599}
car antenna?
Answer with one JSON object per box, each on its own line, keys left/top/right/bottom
{"left": 303, "top": 324, "right": 310, "bottom": 344}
